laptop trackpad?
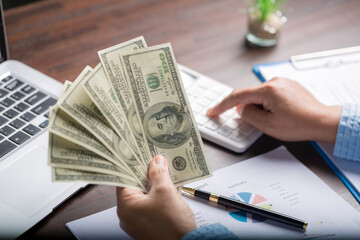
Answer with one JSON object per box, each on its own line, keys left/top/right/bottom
{"left": 0, "top": 145, "right": 74, "bottom": 218}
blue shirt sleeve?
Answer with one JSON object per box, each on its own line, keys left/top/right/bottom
{"left": 181, "top": 223, "right": 239, "bottom": 240}
{"left": 334, "top": 104, "right": 360, "bottom": 161}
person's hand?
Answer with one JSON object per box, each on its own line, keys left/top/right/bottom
{"left": 116, "top": 155, "right": 196, "bottom": 240}
{"left": 207, "top": 77, "right": 342, "bottom": 143}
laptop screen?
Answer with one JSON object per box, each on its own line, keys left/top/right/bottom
{"left": 0, "top": 1, "right": 8, "bottom": 63}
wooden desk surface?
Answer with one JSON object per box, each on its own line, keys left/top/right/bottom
{"left": 4, "top": 0, "right": 359, "bottom": 238}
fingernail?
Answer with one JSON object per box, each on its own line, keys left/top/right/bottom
{"left": 154, "top": 155, "right": 166, "bottom": 166}
{"left": 206, "top": 108, "right": 214, "bottom": 116}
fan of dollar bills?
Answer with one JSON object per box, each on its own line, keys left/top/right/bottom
{"left": 48, "top": 37, "right": 212, "bottom": 191}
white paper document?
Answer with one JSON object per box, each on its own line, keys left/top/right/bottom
{"left": 66, "top": 147, "right": 360, "bottom": 239}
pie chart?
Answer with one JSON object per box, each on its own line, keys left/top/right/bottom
{"left": 227, "top": 192, "right": 273, "bottom": 223}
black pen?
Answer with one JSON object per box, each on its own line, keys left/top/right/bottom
{"left": 182, "top": 187, "right": 308, "bottom": 230}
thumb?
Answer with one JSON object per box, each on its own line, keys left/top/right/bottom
{"left": 241, "top": 104, "right": 270, "bottom": 130}
{"left": 148, "top": 155, "right": 173, "bottom": 191}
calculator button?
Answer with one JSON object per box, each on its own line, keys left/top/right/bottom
{"left": 189, "top": 88, "right": 205, "bottom": 97}
{"left": 190, "top": 94, "right": 201, "bottom": 100}
{"left": 190, "top": 103, "right": 204, "bottom": 114}
{"left": 208, "top": 100, "right": 220, "bottom": 109}
{"left": 5, "top": 79, "right": 24, "bottom": 91}
{"left": 205, "top": 120, "right": 221, "bottom": 131}
{"left": 9, "top": 131, "right": 30, "bottom": 145}
{"left": 215, "top": 96, "right": 224, "bottom": 104}
{"left": 230, "top": 131, "right": 247, "bottom": 142}
{"left": 197, "top": 97, "right": 212, "bottom": 107}
{"left": 187, "top": 95, "right": 195, "bottom": 102}
{"left": 224, "top": 119, "right": 240, "bottom": 130}
{"left": 211, "top": 85, "right": 227, "bottom": 94}
{"left": 239, "top": 122, "right": 254, "bottom": 135}
{"left": 222, "top": 88, "right": 233, "bottom": 97}
{"left": 197, "top": 83, "right": 211, "bottom": 90}
{"left": 204, "top": 91, "right": 218, "bottom": 100}
{"left": 245, "top": 128, "right": 260, "bottom": 141}
{"left": 223, "top": 108, "right": 236, "bottom": 118}
{"left": 217, "top": 126, "right": 233, "bottom": 137}
{"left": 195, "top": 115, "right": 210, "bottom": 126}
{"left": 44, "top": 111, "right": 49, "bottom": 118}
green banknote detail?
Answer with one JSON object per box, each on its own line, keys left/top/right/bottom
{"left": 121, "top": 43, "right": 212, "bottom": 186}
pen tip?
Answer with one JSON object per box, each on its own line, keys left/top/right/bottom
{"left": 303, "top": 222, "right": 308, "bottom": 230}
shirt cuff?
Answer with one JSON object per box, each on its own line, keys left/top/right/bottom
{"left": 181, "top": 223, "right": 239, "bottom": 240}
{"left": 334, "top": 104, "right": 360, "bottom": 161}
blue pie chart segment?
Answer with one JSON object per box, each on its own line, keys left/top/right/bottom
{"left": 229, "top": 210, "right": 247, "bottom": 222}
{"left": 238, "top": 192, "right": 251, "bottom": 203}
{"left": 227, "top": 192, "right": 272, "bottom": 223}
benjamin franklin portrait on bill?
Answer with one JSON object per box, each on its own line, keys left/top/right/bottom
{"left": 143, "top": 103, "right": 192, "bottom": 149}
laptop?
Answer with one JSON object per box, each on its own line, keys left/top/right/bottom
{"left": 0, "top": 3, "right": 85, "bottom": 239}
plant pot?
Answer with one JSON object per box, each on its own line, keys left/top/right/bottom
{"left": 246, "top": 8, "right": 286, "bottom": 47}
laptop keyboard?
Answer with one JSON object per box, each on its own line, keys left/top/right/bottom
{"left": 0, "top": 75, "right": 56, "bottom": 159}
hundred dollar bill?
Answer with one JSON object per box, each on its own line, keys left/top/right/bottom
{"left": 50, "top": 72, "right": 138, "bottom": 188}
{"left": 98, "top": 37, "right": 151, "bottom": 165}
{"left": 52, "top": 167, "right": 141, "bottom": 190}
{"left": 49, "top": 82, "right": 135, "bottom": 182}
{"left": 82, "top": 64, "right": 147, "bottom": 167}
{"left": 121, "top": 43, "right": 212, "bottom": 186}
{"left": 49, "top": 134, "right": 135, "bottom": 180}
{"left": 48, "top": 70, "right": 122, "bottom": 170}
{"left": 57, "top": 66, "right": 148, "bottom": 189}
{"left": 48, "top": 107, "right": 125, "bottom": 170}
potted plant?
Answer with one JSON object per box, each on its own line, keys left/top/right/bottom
{"left": 246, "top": 0, "right": 287, "bottom": 47}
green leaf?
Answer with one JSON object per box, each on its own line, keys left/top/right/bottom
{"left": 247, "top": 0, "right": 286, "bottom": 21}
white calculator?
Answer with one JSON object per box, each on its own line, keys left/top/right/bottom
{"left": 179, "top": 65, "right": 262, "bottom": 153}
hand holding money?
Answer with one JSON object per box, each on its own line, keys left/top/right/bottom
{"left": 48, "top": 37, "right": 212, "bottom": 191}
{"left": 116, "top": 155, "right": 197, "bottom": 239}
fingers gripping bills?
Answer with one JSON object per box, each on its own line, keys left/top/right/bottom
{"left": 48, "top": 37, "right": 212, "bottom": 191}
